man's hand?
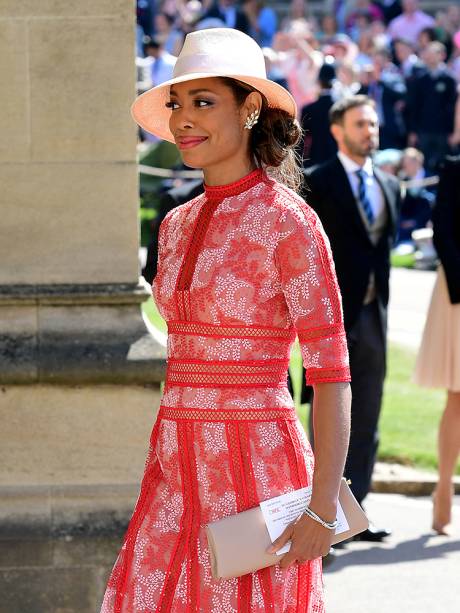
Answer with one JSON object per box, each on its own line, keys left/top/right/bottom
{"left": 267, "top": 513, "right": 333, "bottom": 568}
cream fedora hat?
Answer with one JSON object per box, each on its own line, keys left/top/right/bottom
{"left": 131, "top": 28, "right": 297, "bottom": 142}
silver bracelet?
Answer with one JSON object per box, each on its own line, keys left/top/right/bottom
{"left": 303, "top": 506, "right": 338, "bottom": 531}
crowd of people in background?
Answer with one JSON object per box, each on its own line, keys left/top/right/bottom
{"left": 135, "top": 0, "right": 460, "bottom": 249}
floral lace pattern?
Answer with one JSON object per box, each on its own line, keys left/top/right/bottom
{"left": 101, "top": 170, "right": 349, "bottom": 612}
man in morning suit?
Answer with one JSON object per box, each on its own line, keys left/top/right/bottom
{"left": 299, "top": 62, "right": 338, "bottom": 168}
{"left": 302, "top": 95, "right": 401, "bottom": 541}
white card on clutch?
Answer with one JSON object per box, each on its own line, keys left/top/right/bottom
{"left": 259, "top": 486, "right": 350, "bottom": 555}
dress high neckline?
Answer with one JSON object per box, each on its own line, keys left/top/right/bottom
{"left": 204, "top": 168, "right": 265, "bottom": 199}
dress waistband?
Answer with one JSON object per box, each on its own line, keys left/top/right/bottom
{"left": 167, "top": 320, "right": 295, "bottom": 340}
{"left": 165, "top": 358, "right": 289, "bottom": 388}
{"left": 158, "top": 406, "right": 297, "bottom": 422}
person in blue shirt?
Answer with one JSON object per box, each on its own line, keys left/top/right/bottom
{"left": 242, "top": 0, "right": 278, "bottom": 47}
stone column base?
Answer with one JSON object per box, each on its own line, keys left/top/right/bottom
{"left": 0, "top": 382, "right": 161, "bottom": 613}
{"left": 0, "top": 283, "right": 166, "bottom": 384}
{"left": 0, "top": 383, "right": 160, "bottom": 492}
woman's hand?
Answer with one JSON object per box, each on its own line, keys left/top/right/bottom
{"left": 266, "top": 512, "right": 333, "bottom": 568}
{"left": 266, "top": 380, "right": 350, "bottom": 568}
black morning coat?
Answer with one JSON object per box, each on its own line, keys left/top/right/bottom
{"left": 432, "top": 155, "right": 460, "bottom": 305}
{"left": 302, "top": 156, "right": 401, "bottom": 332}
{"left": 300, "top": 93, "right": 338, "bottom": 168}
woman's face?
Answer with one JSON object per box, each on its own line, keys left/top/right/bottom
{"left": 167, "top": 78, "right": 256, "bottom": 174}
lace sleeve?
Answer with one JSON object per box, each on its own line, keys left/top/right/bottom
{"left": 275, "top": 201, "right": 351, "bottom": 385}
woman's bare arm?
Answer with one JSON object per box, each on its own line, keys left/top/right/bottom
{"left": 267, "top": 381, "right": 351, "bottom": 565}
{"left": 309, "top": 381, "right": 351, "bottom": 520}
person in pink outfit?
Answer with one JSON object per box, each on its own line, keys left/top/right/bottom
{"left": 414, "top": 156, "right": 460, "bottom": 536}
{"left": 100, "top": 28, "right": 351, "bottom": 612}
{"left": 387, "top": 0, "right": 435, "bottom": 45}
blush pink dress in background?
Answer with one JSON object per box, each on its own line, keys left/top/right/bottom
{"left": 101, "top": 169, "right": 350, "bottom": 613}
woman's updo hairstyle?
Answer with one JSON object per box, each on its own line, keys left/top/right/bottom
{"left": 220, "top": 78, "right": 303, "bottom": 192}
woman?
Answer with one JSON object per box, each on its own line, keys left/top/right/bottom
{"left": 414, "top": 156, "right": 460, "bottom": 535}
{"left": 101, "top": 28, "right": 351, "bottom": 612}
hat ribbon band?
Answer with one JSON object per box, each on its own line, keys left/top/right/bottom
{"left": 173, "top": 53, "right": 267, "bottom": 80}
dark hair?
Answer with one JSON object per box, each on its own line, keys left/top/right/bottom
{"left": 419, "top": 27, "right": 437, "bottom": 42}
{"left": 329, "top": 95, "right": 376, "bottom": 126}
{"left": 143, "top": 35, "right": 162, "bottom": 51}
{"left": 219, "top": 77, "right": 303, "bottom": 192}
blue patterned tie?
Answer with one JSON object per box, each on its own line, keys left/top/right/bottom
{"left": 356, "top": 169, "right": 375, "bottom": 226}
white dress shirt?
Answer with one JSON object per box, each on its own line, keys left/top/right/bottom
{"left": 337, "top": 151, "right": 385, "bottom": 224}
{"left": 151, "top": 51, "right": 176, "bottom": 87}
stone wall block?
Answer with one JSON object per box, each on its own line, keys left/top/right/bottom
{"left": 0, "top": 566, "right": 97, "bottom": 613}
{"left": 52, "top": 535, "right": 122, "bottom": 569}
{"left": 0, "top": 0, "right": 133, "bottom": 18}
{"left": 50, "top": 484, "right": 137, "bottom": 536}
{"left": 0, "top": 486, "right": 51, "bottom": 538}
{"left": 38, "top": 304, "right": 166, "bottom": 383}
{"left": 0, "top": 20, "right": 29, "bottom": 162}
{"left": 29, "top": 18, "right": 137, "bottom": 162}
{"left": 0, "top": 163, "right": 139, "bottom": 284}
{"left": 0, "top": 385, "right": 157, "bottom": 487}
{"left": 0, "top": 537, "right": 54, "bottom": 568}
{"left": 0, "top": 306, "right": 38, "bottom": 381}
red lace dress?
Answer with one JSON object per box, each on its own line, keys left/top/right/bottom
{"left": 101, "top": 169, "right": 350, "bottom": 613}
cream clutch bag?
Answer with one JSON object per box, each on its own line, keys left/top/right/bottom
{"left": 205, "top": 478, "right": 369, "bottom": 579}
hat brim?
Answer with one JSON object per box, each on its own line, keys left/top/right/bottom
{"left": 131, "top": 72, "right": 297, "bottom": 142}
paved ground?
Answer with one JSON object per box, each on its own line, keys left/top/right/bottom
{"left": 387, "top": 267, "right": 436, "bottom": 350}
{"left": 324, "top": 493, "right": 460, "bottom": 612}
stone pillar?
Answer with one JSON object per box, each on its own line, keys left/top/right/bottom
{"left": 0, "top": 3, "right": 165, "bottom": 609}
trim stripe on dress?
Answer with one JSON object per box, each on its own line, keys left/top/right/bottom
{"left": 156, "top": 422, "right": 197, "bottom": 612}
{"left": 114, "top": 421, "right": 162, "bottom": 613}
{"left": 225, "top": 423, "right": 252, "bottom": 612}
{"left": 159, "top": 406, "right": 297, "bottom": 422}
{"left": 282, "top": 420, "right": 311, "bottom": 612}
{"left": 238, "top": 421, "right": 275, "bottom": 611}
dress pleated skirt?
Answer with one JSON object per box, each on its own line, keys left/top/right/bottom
{"left": 413, "top": 267, "right": 460, "bottom": 392}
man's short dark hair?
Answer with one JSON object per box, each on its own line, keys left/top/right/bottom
{"left": 143, "top": 35, "right": 162, "bottom": 52}
{"left": 329, "top": 95, "right": 376, "bottom": 126}
{"left": 419, "top": 26, "right": 437, "bottom": 42}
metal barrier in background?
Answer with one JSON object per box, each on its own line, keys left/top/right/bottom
{"left": 139, "top": 165, "right": 439, "bottom": 190}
